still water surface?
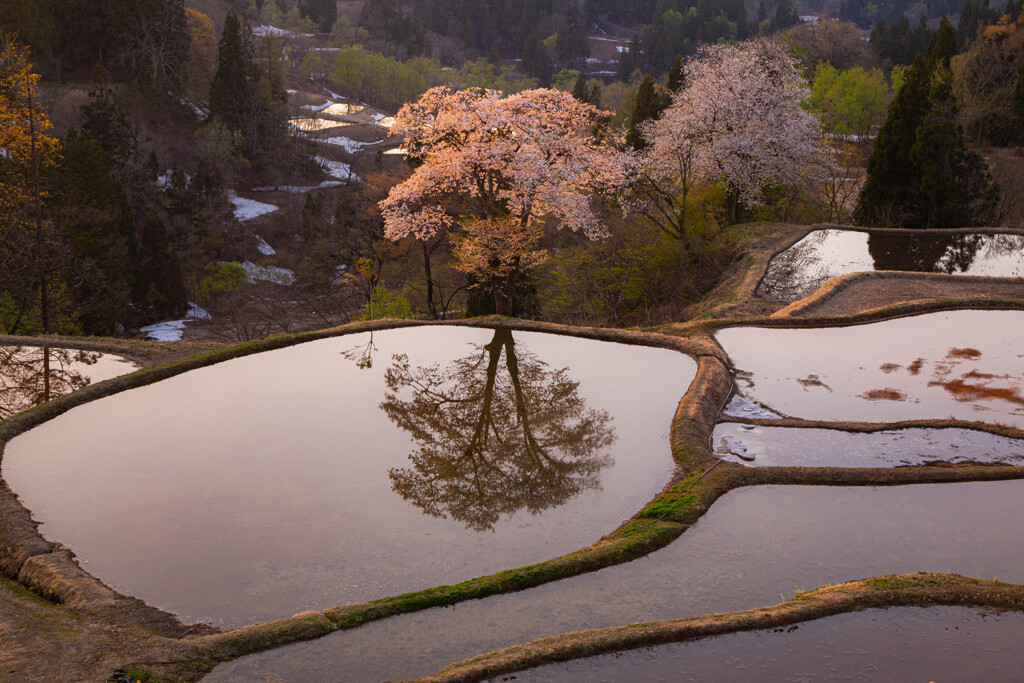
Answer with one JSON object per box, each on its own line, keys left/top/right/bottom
{"left": 758, "top": 229, "right": 1024, "bottom": 301}
{"left": 507, "top": 606, "right": 1024, "bottom": 682}
{"left": 208, "top": 480, "right": 1024, "bottom": 682}
{"left": 0, "top": 345, "right": 136, "bottom": 419}
{"left": 716, "top": 310, "right": 1024, "bottom": 427}
{"left": 713, "top": 423, "right": 1024, "bottom": 467}
{"left": 2, "top": 327, "right": 692, "bottom": 627}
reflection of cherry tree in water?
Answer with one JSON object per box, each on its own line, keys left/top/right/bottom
{"left": 379, "top": 329, "right": 615, "bottom": 532}
{"left": 0, "top": 346, "right": 99, "bottom": 419}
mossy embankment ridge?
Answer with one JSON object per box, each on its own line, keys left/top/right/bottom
{"left": 414, "top": 572, "right": 1024, "bottom": 682}
{"left": 1, "top": 222, "right": 1023, "bottom": 681}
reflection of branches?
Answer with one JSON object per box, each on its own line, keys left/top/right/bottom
{"left": 378, "top": 329, "right": 615, "bottom": 531}
{"left": 0, "top": 346, "right": 98, "bottom": 419}
{"left": 340, "top": 332, "right": 378, "bottom": 369}
{"left": 756, "top": 231, "right": 829, "bottom": 301}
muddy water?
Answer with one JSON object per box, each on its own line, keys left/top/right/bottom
{"left": 0, "top": 345, "right": 136, "bottom": 420}
{"left": 2, "top": 327, "right": 692, "bottom": 627}
{"left": 716, "top": 310, "right": 1024, "bottom": 427}
{"left": 506, "top": 606, "right": 1024, "bottom": 682}
{"left": 758, "top": 229, "right": 1024, "bottom": 301}
{"left": 206, "top": 480, "right": 1024, "bottom": 682}
{"left": 714, "top": 423, "right": 1024, "bottom": 467}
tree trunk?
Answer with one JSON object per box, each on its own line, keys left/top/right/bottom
{"left": 28, "top": 92, "right": 49, "bottom": 334}
{"left": 422, "top": 241, "right": 439, "bottom": 319}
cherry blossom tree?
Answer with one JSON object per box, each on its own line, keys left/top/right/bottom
{"left": 632, "top": 38, "right": 821, "bottom": 238}
{"left": 379, "top": 87, "right": 627, "bottom": 316}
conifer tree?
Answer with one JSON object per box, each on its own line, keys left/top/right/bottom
{"left": 573, "top": 70, "right": 589, "bottom": 101}
{"left": 209, "top": 13, "right": 254, "bottom": 132}
{"left": 926, "top": 17, "right": 957, "bottom": 70}
{"left": 855, "top": 55, "right": 931, "bottom": 226}
{"left": 667, "top": 55, "right": 685, "bottom": 93}
{"left": 625, "top": 73, "right": 663, "bottom": 150}
{"left": 856, "top": 34, "right": 999, "bottom": 229}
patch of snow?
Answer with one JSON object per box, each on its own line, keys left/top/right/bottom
{"left": 253, "top": 24, "right": 289, "bottom": 37}
{"left": 140, "top": 320, "right": 187, "bottom": 342}
{"left": 371, "top": 114, "right": 397, "bottom": 128}
{"left": 187, "top": 302, "right": 211, "bottom": 320}
{"left": 323, "top": 88, "right": 346, "bottom": 101}
{"left": 321, "top": 136, "right": 379, "bottom": 153}
{"left": 180, "top": 98, "right": 208, "bottom": 119}
{"left": 228, "top": 192, "right": 279, "bottom": 221}
{"left": 302, "top": 101, "right": 333, "bottom": 113}
{"left": 252, "top": 181, "right": 343, "bottom": 193}
{"left": 240, "top": 261, "right": 295, "bottom": 285}
{"left": 252, "top": 24, "right": 310, "bottom": 38}
{"left": 254, "top": 235, "right": 276, "bottom": 256}
{"left": 382, "top": 147, "right": 407, "bottom": 156}
{"left": 332, "top": 264, "right": 349, "bottom": 285}
{"left": 722, "top": 395, "right": 781, "bottom": 420}
{"left": 314, "top": 156, "right": 359, "bottom": 182}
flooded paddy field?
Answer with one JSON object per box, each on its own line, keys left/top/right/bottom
{"left": 2, "top": 326, "right": 692, "bottom": 627}
{"left": 207, "top": 479, "right": 1024, "bottom": 681}
{"left": 504, "top": 606, "right": 1024, "bottom": 682}
{"left": 713, "top": 423, "right": 1024, "bottom": 467}
{"left": 757, "top": 229, "right": 1024, "bottom": 301}
{"left": 716, "top": 310, "right": 1024, "bottom": 427}
{"left": 0, "top": 345, "right": 137, "bottom": 419}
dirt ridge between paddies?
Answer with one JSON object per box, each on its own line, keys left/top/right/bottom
{"left": 412, "top": 572, "right": 1024, "bottom": 683}
{"left": 2, "top": 222, "right": 1022, "bottom": 681}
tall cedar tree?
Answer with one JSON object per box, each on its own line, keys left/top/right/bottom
{"left": 856, "top": 25, "right": 999, "bottom": 228}
{"left": 300, "top": 0, "right": 338, "bottom": 33}
{"left": 625, "top": 74, "right": 664, "bottom": 150}
{"left": 855, "top": 54, "right": 932, "bottom": 226}
{"left": 209, "top": 13, "right": 254, "bottom": 132}
{"left": 667, "top": 55, "right": 685, "bottom": 92}
{"left": 57, "top": 132, "right": 135, "bottom": 334}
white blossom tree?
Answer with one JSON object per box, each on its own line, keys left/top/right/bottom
{"left": 632, "top": 38, "right": 821, "bottom": 238}
{"left": 380, "top": 87, "right": 627, "bottom": 316}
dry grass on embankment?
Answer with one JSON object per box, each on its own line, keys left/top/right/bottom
{"left": 2, "top": 222, "right": 1024, "bottom": 680}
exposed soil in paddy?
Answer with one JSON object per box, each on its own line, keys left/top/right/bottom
{"left": 788, "top": 273, "right": 1024, "bottom": 317}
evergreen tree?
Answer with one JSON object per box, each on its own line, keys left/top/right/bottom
{"left": 300, "top": 0, "right": 338, "bottom": 33}
{"left": 209, "top": 13, "right": 252, "bottom": 132}
{"left": 57, "top": 132, "right": 136, "bottom": 334}
{"left": 925, "top": 16, "right": 956, "bottom": 70}
{"left": 571, "top": 70, "right": 589, "bottom": 102}
{"left": 855, "top": 54, "right": 932, "bottom": 226}
{"left": 910, "top": 70, "right": 998, "bottom": 228}
{"left": 957, "top": 0, "right": 978, "bottom": 49}
{"left": 857, "top": 42, "right": 999, "bottom": 228}
{"left": 625, "top": 73, "right": 663, "bottom": 150}
{"left": 80, "top": 66, "right": 134, "bottom": 169}
{"left": 667, "top": 54, "right": 685, "bottom": 93}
